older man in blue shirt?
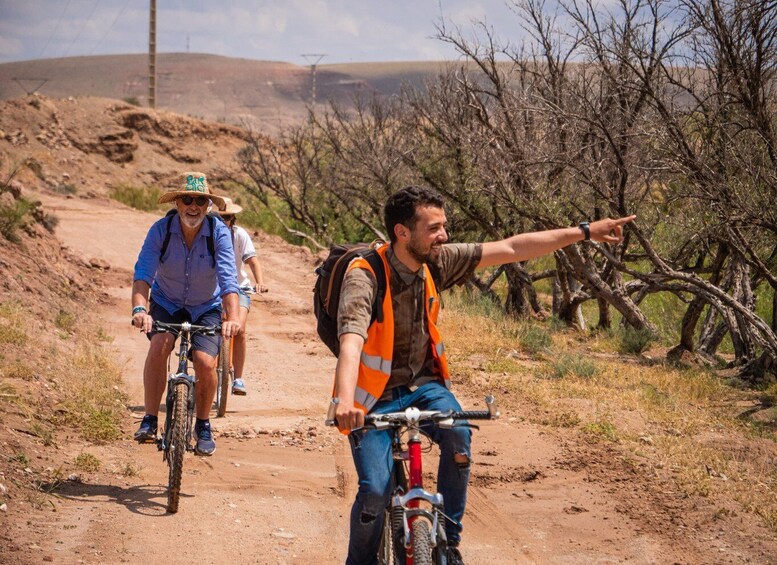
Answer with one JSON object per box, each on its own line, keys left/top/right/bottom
{"left": 131, "top": 172, "right": 241, "bottom": 456}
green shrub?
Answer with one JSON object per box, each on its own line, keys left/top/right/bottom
{"left": 546, "top": 353, "right": 599, "bottom": 379}
{"left": 123, "top": 96, "right": 141, "bottom": 107}
{"left": 110, "top": 183, "right": 163, "bottom": 212}
{"left": 618, "top": 326, "right": 656, "bottom": 355}
{"left": 0, "top": 197, "right": 34, "bottom": 242}
{"left": 520, "top": 325, "right": 553, "bottom": 354}
{"left": 583, "top": 418, "right": 618, "bottom": 442}
{"left": 74, "top": 452, "right": 101, "bottom": 472}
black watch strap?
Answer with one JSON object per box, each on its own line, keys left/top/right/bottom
{"left": 579, "top": 221, "right": 591, "bottom": 241}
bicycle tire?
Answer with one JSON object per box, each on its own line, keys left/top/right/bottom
{"left": 377, "top": 509, "right": 399, "bottom": 565}
{"left": 410, "top": 519, "right": 433, "bottom": 565}
{"left": 216, "top": 336, "right": 231, "bottom": 417}
{"left": 166, "top": 381, "right": 188, "bottom": 513}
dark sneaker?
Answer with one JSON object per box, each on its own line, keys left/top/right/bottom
{"left": 447, "top": 546, "right": 465, "bottom": 565}
{"left": 194, "top": 420, "right": 216, "bottom": 456}
{"left": 231, "top": 378, "right": 247, "bottom": 396}
{"left": 134, "top": 415, "right": 158, "bottom": 442}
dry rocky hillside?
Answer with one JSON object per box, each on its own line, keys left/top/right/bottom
{"left": 2, "top": 94, "right": 777, "bottom": 564}
{"left": 0, "top": 94, "right": 254, "bottom": 196}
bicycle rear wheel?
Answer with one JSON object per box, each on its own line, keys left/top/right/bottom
{"left": 166, "top": 381, "right": 188, "bottom": 513}
{"left": 410, "top": 519, "right": 433, "bottom": 565}
{"left": 378, "top": 509, "right": 399, "bottom": 565}
{"left": 216, "top": 336, "right": 231, "bottom": 417}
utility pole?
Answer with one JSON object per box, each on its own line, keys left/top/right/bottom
{"left": 148, "top": 0, "right": 157, "bottom": 109}
{"left": 301, "top": 54, "right": 326, "bottom": 107}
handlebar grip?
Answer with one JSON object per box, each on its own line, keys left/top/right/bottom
{"left": 451, "top": 410, "right": 494, "bottom": 420}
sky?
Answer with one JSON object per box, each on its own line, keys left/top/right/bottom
{"left": 0, "top": 1, "right": 526, "bottom": 66}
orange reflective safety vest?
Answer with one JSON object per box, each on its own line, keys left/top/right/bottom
{"left": 347, "top": 244, "right": 450, "bottom": 413}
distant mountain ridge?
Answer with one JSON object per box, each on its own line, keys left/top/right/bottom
{"left": 0, "top": 53, "right": 448, "bottom": 134}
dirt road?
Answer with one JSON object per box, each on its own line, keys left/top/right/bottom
{"left": 25, "top": 193, "right": 748, "bottom": 564}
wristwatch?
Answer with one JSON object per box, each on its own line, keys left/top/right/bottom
{"left": 578, "top": 221, "right": 591, "bottom": 241}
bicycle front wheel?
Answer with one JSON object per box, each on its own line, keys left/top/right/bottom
{"left": 409, "top": 519, "right": 433, "bottom": 565}
{"left": 216, "top": 336, "right": 231, "bottom": 417}
{"left": 166, "top": 381, "right": 188, "bottom": 513}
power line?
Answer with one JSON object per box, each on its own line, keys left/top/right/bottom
{"left": 61, "top": 0, "right": 102, "bottom": 59}
{"left": 37, "top": 0, "right": 72, "bottom": 60}
{"left": 90, "top": 0, "right": 131, "bottom": 55}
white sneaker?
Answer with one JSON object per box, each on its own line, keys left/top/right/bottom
{"left": 232, "top": 378, "right": 247, "bottom": 396}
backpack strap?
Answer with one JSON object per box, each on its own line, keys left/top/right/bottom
{"left": 205, "top": 215, "right": 216, "bottom": 268}
{"left": 159, "top": 209, "right": 177, "bottom": 264}
{"left": 363, "top": 249, "right": 387, "bottom": 324}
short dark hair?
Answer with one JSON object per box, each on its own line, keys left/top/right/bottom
{"left": 384, "top": 186, "right": 445, "bottom": 243}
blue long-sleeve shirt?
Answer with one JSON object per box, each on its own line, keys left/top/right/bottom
{"left": 133, "top": 213, "right": 239, "bottom": 321}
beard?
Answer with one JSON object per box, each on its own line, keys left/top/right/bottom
{"left": 407, "top": 239, "right": 442, "bottom": 265}
{"left": 179, "top": 213, "right": 204, "bottom": 230}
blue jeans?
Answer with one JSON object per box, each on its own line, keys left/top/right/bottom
{"left": 346, "top": 382, "right": 472, "bottom": 565}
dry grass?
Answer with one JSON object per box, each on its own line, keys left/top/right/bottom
{"left": 56, "top": 345, "right": 127, "bottom": 443}
{"left": 0, "top": 302, "right": 28, "bottom": 345}
{"left": 440, "top": 290, "right": 777, "bottom": 530}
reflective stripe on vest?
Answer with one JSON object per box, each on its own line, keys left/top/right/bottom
{"left": 354, "top": 386, "right": 380, "bottom": 412}
{"left": 361, "top": 351, "right": 392, "bottom": 376}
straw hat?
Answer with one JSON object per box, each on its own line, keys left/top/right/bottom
{"left": 158, "top": 171, "right": 227, "bottom": 210}
{"left": 218, "top": 197, "right": 243, "bottom": 216}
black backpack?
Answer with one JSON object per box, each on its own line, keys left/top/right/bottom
{"left": 313, "top": 243, "right": 387, "bottom": 356}
{"left": 159, "top": 209, "right": 225, "bottom": 268}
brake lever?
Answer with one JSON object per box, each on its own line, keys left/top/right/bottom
{"left": 457, "top": 423, "right": 480, "bottom": 430}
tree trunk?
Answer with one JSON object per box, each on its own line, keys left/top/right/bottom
{"left": 728, "top": 257, "right": 757, "bottom": 364}
{"left": 563, "top": 247, "right": 654, "bottom": 331}
{"left": 552, "top": 260, "right": 577, "bottom": 326}
{"left": 773, "top": 285, "right": 777, "bottom": 333}
{"left": 504, "top": 263, "right": 530, "bottom": 318}
{"left": 597, "top": 296, "right": 611, "bottom": 329}
{"left": 669, "top": 244, "right": 729, "bottom": 360}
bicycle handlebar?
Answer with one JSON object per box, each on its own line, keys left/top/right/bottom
{"left": 152, "top": 320, "right": 222, "bottom": 336}
{"left": 240, "top": 285, "right": 268, "bottom": 294}
{"left": 325, "top": 395, "right": 499, "bottom": 428}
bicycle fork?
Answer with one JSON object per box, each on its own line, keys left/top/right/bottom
{"left": 159, "top": 373, "right": 196, "bottom": 459}
{"left": 391, "top": 428, "right": 447, "bottom": 555}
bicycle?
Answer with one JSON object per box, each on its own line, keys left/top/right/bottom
{"left": 153, "top": 320, "right": 221, "bottom": 513}
{"left": 327, "top": 395, "right": 499, "bottom": 565}
{"left": 215, "top": 285, "right": 262, "bottom": 417}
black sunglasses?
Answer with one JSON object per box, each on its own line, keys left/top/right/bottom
{"left": 179, "top": 195, "right": 209, "bottom": 206}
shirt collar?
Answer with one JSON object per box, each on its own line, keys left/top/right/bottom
{"left": 387, "top": 245, "right": 425, "bottom": 286}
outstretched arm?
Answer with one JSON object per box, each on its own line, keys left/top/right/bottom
{"left": 478, "top": 216, "right": 636, "bottom": 269}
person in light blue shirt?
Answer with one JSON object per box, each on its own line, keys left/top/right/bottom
{"left": 130, "top": 172, "right": 241, "bottom": 456}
